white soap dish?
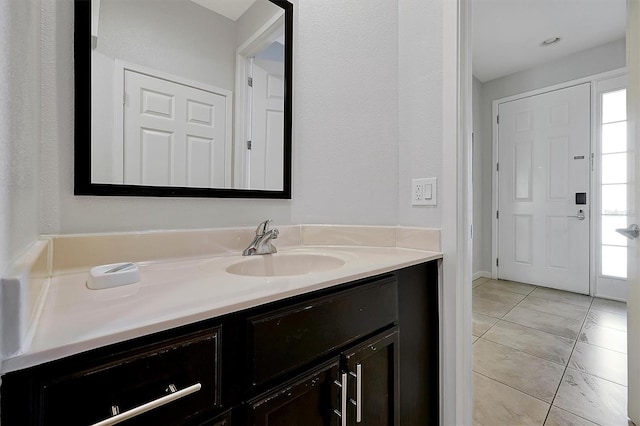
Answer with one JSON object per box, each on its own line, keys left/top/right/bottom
{"left": 87, "top": 262, "right": 140, "bottom": 290}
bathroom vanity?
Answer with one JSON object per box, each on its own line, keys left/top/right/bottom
{"left": 1, "top": 265, "right": 438, "bottom": 425}
{"left": 0, "top": 226, "right": 441, "bottom": 425}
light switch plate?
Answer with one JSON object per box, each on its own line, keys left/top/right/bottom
{"left": 411, "top": 178, "right": 437, "bottom": 206}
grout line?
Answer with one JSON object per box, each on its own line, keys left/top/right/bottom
{"left": 543, "top": 296, "right": 595, "bottom": 425}
{"left": 472, "top": 370, "right": 552, "bottom": 407}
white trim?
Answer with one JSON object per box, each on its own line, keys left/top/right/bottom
{"left": 442, "top": 0, "right": 473, "bottom": 424}
{"left": 234, "top": 12, "right": 285, "bottom": 189}
{"left": 472, "top": 271, "right": 491, "bottom": 280}
{"left": 112, "top": 59, "right": 234, "bottom": 187}
{"left": 91, "top": 0, "right": 100, "bottom": 39}
{"left": 491, "top": 68, "right": 627, "bottom": 291}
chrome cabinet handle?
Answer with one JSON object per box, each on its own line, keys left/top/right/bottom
{"left": 616, "top": 224, "right": 640, "bottom": 239}
{"left": 90, "top": 383, "right": 201, "bottom": 426}
{"left": 349, "top": 363, "right": 362, "bottom": 422}
{"left": 333, "top": 372, "right": 348, "bottom": 426}
{"left": 567, "top": 209, "right": 585, "bottom": 220}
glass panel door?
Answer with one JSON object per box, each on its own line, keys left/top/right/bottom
{"left": 596, "top": 75, "right": 629, "bottom": 300}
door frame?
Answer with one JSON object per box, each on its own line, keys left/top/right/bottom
{"left": 234, "top": 12, "right": 285, "bottom": 189}
{"left": 491, "top": 68, "right": 627, "bottom": 297}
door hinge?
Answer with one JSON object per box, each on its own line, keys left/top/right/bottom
{"left": 247, "top": 140, "right": 252, "bottom": 150}
{"left": 591, "top": 153, "right": 595, "bottom": 172}
{"left": 496, "top": 162, "right": 499, "bottom": 172}
{"left": 496, "top": 210, "right": 499, "bottom": 219}
{"left": 497, "top": 115, "right": 500, "bottom": 124}
{"left": 496, "top": 258, "right": 499, "bottom": 267}
{"left": 248, "top": 77, "right": 253, "bottom": 87}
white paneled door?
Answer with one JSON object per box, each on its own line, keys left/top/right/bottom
{"left": 497, "top": 84, "right": 591, "bottom": 294}
{"left": 249, "top": 61, "right": 284, "bottom": 191}
{"left": 123, "top": 69, "right": 229, "bottom": 188}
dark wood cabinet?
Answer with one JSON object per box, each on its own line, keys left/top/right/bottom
{"left": 1, "top": 262, "right": 438, "bottom": 426}
{"left": 344, "top": 328, "right": 399, "bottom": 426}
{"left": 247, "top": 327, "right": 399, "bottom": 426}
{"left": 3, "top": 327, "right": 221, "bottom": 426}
{"left": 248, "top": 358, "right": 341, "bottom": 426}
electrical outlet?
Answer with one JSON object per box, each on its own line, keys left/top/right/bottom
{"left": 414, "top": 183, "right": 423, "bottom": 201}
{"left": 411, "top": 178, "right": 437, "bottom": 206}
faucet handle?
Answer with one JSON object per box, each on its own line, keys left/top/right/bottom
{"left": 255, "top": 219, "right": 272, "bottom": 235}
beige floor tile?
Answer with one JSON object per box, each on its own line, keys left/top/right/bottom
{"left": 554, "top": 368, "right": 628, "bottom": 426}
{"left": 473, "top": 372, "right": 549, "bottom": 426}
{"left": 473, "top": 339, "right": 564, "bottom": 403}
{"left": 579, "top": 323, "right": 627, "bottom": 353}
{"left": 473, "top": 277, "right": 490, "bottom": 288}
{"left": 472, "top": 296, "right": 516, "bottom": 318}
{"left": 585, "top": 309, "right": 626, "bottom": 331}
{"left": 519, "top": 296, "right": 589, "bottom": 320}
{"left": 568, "top": 342, "right": 627, "bottom": 386}
{"left": 481, "top": 279, "right": 537, "bottom": 295}
{"left": 482, "top": 321, "right": 574, "bottom": 365}
{"left": 544, "top": 406, "right": 597, "bottom": 426}
{"left": 529, "top": 287, "right": 592, "bottom": 307}
{"left": 503, "top": 307, "right": 583, "bottom": 339}
{"left": 591, "top": 298, "right": 627, "bottom": 315}
{"left": 473, "top": 312, "right": 499, "bottom": 337}
{"left": 474, "top": 285, "right": 527, "bottom": 305}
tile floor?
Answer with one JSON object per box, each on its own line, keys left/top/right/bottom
{"left": 472, "top": 277, "right": 631, "bottom": 426}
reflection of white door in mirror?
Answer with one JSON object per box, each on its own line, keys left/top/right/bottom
{"left": 121, "top": 67, "right": 231, "bottom": 188}
{"left": 234, "top": 11, "right": 285, "bottom": 190}
{"left": 249, "top": 44, "right": 285, "bottom": 190}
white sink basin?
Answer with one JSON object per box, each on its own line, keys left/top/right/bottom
{"left": 225, "top": 253, "right": 345, "bottom": 277}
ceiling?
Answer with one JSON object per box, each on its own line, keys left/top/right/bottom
{"left": 472, "top": 0, "right": 627, "bottom": 83}
{"left": 190, "top": 0, "right": 256, "bottom": 21}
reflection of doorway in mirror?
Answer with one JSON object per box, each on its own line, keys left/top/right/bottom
{"left": 234, "top": 9, "right": 285, "bottom": 191}
{"left": 248, "top": 41, "right": 285, "bottom": 190}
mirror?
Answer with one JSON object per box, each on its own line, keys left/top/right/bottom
{"left": 74, "top": 0, "right": 292, "bottom": 198}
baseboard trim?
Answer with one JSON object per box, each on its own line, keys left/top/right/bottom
{"left": 472, "top": 271, "right": 491, "bottom": 281}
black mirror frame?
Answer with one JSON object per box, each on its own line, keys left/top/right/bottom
{"left": 74, "top": 0, "right": 292, "bottom": 199}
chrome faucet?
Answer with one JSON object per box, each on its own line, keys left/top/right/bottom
{"left": 242, "top": 219, "right": 279, "bottom": 256}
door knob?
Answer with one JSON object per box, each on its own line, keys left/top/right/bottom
{"left": 616, "top": 224, "right": 640, "bottom": 239}
{"left": 567, "top": 209, "right": 585, "bottom": 220}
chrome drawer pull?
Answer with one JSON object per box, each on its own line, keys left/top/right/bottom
{"left": 90, "top": 383, "right": 201, "bottom": 426}
{"left": 333, "top": 372, "right": 348, "bottom": 426}
{"left": 349, "top": 363, "right": 362, "bottom": 422}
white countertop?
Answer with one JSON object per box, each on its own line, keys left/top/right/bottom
{"left": 2, "top": 245, "right": 441, "bottom": 373}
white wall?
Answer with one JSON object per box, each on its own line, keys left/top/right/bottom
{"left": 236, "top": 0, "right": 282, "bottom": 48}
{"left": 472, "top": 76, "right": 489, "bottom": 275}
{"left": 0, "top": 0, "right": 42, "bottom": 366}
{"left": 398, "top": 0, "right": 443, "bottom": 227}
{"left": 473, "top": 38, "right": 627, "bottom": 274}
{"left": 291, "top": 0, "right": 399, "bottom": 225}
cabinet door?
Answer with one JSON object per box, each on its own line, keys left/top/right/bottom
{"left": 344, "top": 328, "right": 399, "bottom": 426}
{"left": 248, "top": 358, "right": 342, "bottom": 426}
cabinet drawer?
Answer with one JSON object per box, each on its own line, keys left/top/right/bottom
{"left": 249, "top": 277, "right": 398, "bottom": 386}
{"left": 40, "top": 327, "right": 221, "bottom": 425}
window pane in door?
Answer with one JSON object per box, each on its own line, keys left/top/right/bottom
{"left": 602, "top": 90, "right": 627, "bottom": 123}
{"left": 602, "top": 215, "right": 628, "bottom": 246}
{"left": 602, "top": 153, "right": 627, "bottom": 184}
{"left": 602, "top": 245, "right": 627, "bottom": 278}
{"left": 602, "top": 122, "right": 627, "bottom": 153}
{"left": 602, "top": 184, "right": 628, "bottom": 214}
